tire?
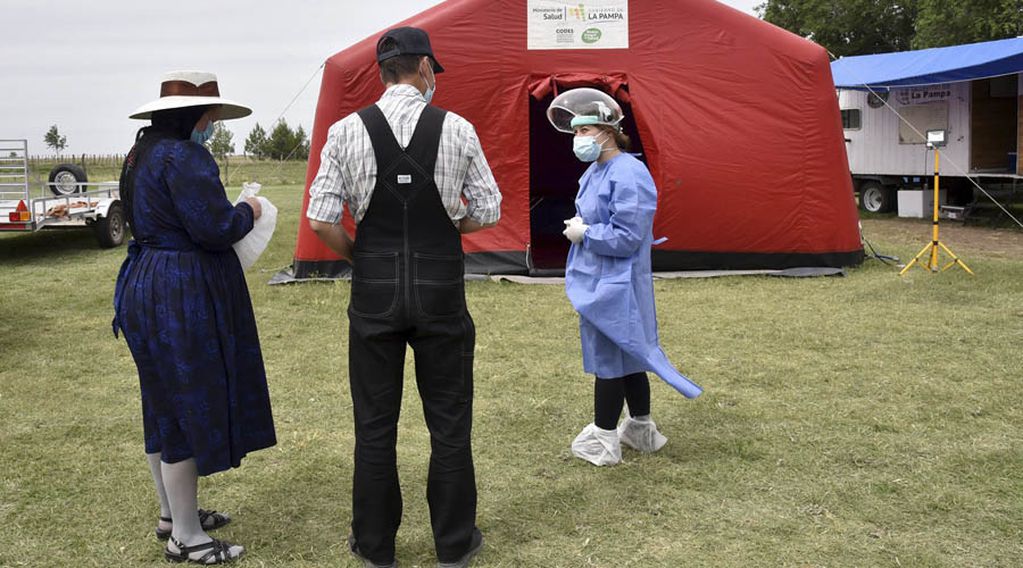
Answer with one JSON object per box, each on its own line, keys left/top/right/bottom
{"left": 94, "top": 201, "right": 126, "bottom": 248}
{"left": 48, "top": 163, "right": 88, "bottom": 196}
{"left": 859, "top": 181, "right": 894, "bottom": 213}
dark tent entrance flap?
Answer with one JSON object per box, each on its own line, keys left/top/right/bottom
{"left": 527, "top": 74, "right": 647, "bottom": 275}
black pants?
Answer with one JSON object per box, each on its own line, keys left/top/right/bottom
{"left": 594, "top": 372, "right": 651, "bottom": 430}
{"left": 348, "top": 312, "right": 477, "bottom": 564}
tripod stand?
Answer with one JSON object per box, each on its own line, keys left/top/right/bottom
{"left": 899, "top": 136, "right": 974, "bottom": 276}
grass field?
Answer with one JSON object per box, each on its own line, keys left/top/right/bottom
{"left": 1, "top": 183, "right": 1021, "bottom": 567}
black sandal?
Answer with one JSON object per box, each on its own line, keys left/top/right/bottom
{"left": 198, "top": 509, "right": 231, "bottom": 531}
{"left": 165, "top": 536, "right": 242, "bottom": 564}
{"left": 156, "top": 509, "right": 231, "bottom": 541}
{"left": 155, "top": 516, "right": 173, "bottom": 541}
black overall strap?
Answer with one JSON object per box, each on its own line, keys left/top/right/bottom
{"left": 356, "top": 104, "right": 447, "bottom": 202}
{"left": 357, "top": 104, "right": 404, "bottom": 169}
{"left": 404, "top": 105, "right": 446, "bottom": 178}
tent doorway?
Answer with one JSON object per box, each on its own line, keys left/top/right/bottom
{"left": 970, "top": 76, "right": 1018, "bottom": 173}
{"left": 527, "top": 89, "right": 647, "bottom": 274}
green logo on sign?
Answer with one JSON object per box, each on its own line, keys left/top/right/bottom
{"left": 581, "top": 28, "right": 602, "bottom": 43}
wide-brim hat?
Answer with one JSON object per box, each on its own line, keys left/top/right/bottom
{"left": 129, "top": 70, "right": 252, "bottom": 120}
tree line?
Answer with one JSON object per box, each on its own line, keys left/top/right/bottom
{"left": 41, "top": 120, "right": 310, "bottom": 162}
{"left": 208, "top": 119, "right": 310, "bottom": 161}
{"left": 758, "top": 0, "right": 1023, "bottom": 57}
{"left": 243, "top": 120, "right": 310, "bottom": 161}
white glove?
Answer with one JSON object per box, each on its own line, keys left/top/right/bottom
{"left": 562, "top": 216, "right": 588, "bottom": 244}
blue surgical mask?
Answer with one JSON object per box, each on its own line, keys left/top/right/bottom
{"left": 573, "top": 135, "right": 603, "bottom": 162}
{"left": 423, "top": 81, "right": 436, "bottom": 105}
{"left": 421, "top": 62, "right": 436, "bottom": 105}
{"left": 191, "top": 121, "right": 214, "bottom": 145}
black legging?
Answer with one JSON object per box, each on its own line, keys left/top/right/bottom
{"left": 594, "top": 372, "right": 650, "bottom": 430}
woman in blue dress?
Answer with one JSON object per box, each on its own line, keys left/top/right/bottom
{"left": 114, "top": 71, "right": 276, "bottom": 564}
{"left": 547, "top": 88, "right": 702, "bottom": 467}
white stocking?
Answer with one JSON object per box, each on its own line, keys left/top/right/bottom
{"left": 146, "top": 452, "right": 171, "bottom": 520}
{"left": 161, "top": 459, "right": 244, "bottom": 562}
{"left": 161, "top": 458, "right": 206, "bottom": 545}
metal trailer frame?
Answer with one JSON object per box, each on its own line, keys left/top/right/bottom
{"left": 0, "top": 139, "right": 125, "bottom": 247}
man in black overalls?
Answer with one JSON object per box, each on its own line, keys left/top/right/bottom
{"left": 307, "top": 27, "right": 501, "bottom": 568}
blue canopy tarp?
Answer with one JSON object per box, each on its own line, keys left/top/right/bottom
{"left": 832, "top": 37, "right": 1023, "bottom": 90}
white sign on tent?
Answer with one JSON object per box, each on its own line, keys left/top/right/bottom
{"left": 527, "top": 0, "right": 629, "bottom": 50}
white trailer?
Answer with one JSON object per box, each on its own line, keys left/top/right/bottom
{"left": 839, "top": 73, "right": 1021, "bottom": 214}
{"left": 0, "top": 139, "right": 126, "bottom": 247}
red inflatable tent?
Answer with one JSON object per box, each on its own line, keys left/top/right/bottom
{"left": 286, "top": 0, "right": 863, "bottom": 279}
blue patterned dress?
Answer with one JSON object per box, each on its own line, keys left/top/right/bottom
{"left": 113, "top": 135, "right": 276, "bottom": 476}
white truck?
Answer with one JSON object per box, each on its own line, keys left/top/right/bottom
{"left": 0, "top": 139, "right": 126, "bottom": 247}
{"left": 839, "top": 74, "right": 1021, "bottom": 215}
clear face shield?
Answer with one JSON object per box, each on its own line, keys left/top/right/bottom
{"left": 546, "top": 88, "right": 624, "bottom": 134}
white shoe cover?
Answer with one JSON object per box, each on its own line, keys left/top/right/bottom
{"left": 617, "top": 416, "right": 668, "bottom": 453}
{"left": 571, "top": 423, "right": 622, "bottom": 466}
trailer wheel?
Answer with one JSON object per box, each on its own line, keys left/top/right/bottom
{"left": 94, "top": 201, "right": 126, "bottom": 248}
{"left": 859, "top": 181, "right": 894, "bottom": 213}
{"left": 48, "top": 164, "right": 88, "bottom": 196}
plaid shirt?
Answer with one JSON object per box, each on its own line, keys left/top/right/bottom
{"left": 306, "top": 84, "right": 502, "bottom": 226}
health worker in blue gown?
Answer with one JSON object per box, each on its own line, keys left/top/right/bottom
{"left": 547, "top": 88, "right": 702, "bottom": 467}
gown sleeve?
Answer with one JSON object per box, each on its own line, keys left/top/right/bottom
{"left": 582, "top": 162, "right": 657, "bottom": 258}
{"left": 166, "top": 141, "right": 254, "bottom": 251}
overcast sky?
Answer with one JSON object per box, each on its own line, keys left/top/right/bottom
{"left": 1, "top": 0, "right": 760, "bottom": 156}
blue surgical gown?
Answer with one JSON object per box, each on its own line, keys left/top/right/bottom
{"left": 565, "top": 153, "right": 702, "bottom": 398}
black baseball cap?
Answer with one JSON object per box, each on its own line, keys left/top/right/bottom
{"left": 376, "top": 26, "right": 444, "bottom": 73}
